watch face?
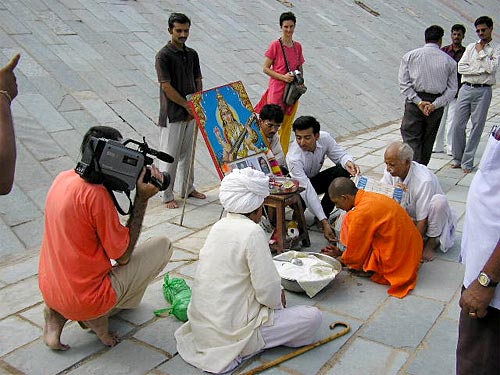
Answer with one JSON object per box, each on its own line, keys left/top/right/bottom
{"left": 478, "top": 272, "right": 490, "bottom": 287}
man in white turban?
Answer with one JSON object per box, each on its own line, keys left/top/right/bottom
{"left": 175, "top": 168, "right": 322, "bottom": 374}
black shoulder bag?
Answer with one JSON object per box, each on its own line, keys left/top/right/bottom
{"left": 279, "top": 38, "right": 307, "bottom": 106}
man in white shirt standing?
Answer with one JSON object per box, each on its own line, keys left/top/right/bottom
{"left": 382, "top": 142, "right": 456, "bottom": 261}
{"left": 456, "top": 127, "right": 500, "bottom": 375}
{"left": 399, "top": 25, "right": 457, "bottom": 166}
{"left": 286, "top": 116, "right": 360, "bottom": 242}
{"left": 451, "top": 16, "right": 500, "bottom": 174}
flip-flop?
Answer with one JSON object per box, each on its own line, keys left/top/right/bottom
{"left": 188, "top": 191, "right": 206, "bottom": 199}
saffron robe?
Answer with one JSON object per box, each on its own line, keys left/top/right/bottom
{"left": 341, "top": 190, "right": 423, "bottom": 298}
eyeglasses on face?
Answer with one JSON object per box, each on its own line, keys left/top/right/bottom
{"left": 264, "top": 121, "right": 281, "bottom": 130}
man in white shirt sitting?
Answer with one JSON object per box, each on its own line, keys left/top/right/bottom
{"left": 286, "top": 116, "right": 360, "bottom": 242}
{"left": 382, "top": 141, "right": 457, "bottom": 261}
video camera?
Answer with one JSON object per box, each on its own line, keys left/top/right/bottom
{"left": 75, "top": 137, "right": 173, "bottom": 193}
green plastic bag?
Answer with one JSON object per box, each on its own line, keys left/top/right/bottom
{"left": 154, "top": 273, "right": 191, "bottom": 322}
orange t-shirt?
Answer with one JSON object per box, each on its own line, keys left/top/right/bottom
{"left": 341, "top": 190, "right": 423, "bottom": 298}
{"left": 39, "top": 170, "right": 130, "bottom": 321}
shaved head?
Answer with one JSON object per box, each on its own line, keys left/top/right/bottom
{"left": 328, "top": 177, "right": 357, "bottom": 200}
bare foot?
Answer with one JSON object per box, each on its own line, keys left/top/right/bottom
{"left": 96, "top": 331, "right": 121, "bottom": 347}
{"left": 43, "top": 306, "right": 70, "bottom": 351}
{"left": 463, "top": 168, "right": 473, "bottom": 174}
{"left": 82, "top": 316, "right": 120, "bottom": 347}
{"left": 188, "top": 190, "right": 206, "bottom": 199}
{"left": 422, "top": 237, "right": 439, "bottom": 262}
{"left": 422, "top": 246, "right": 437, "bottom": 262}
{"left": 450, "top": 162, "right": 461, "bottom": 169}
{"left": 164, "top": 199, "right": 179, "bottom": 209}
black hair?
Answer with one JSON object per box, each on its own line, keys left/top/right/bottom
{"left": 80, "top": 126, "right": 122, "bottom": 155}
{"left": 260, "top": 104, "right": 284, "bottom": 123}
{"left": 279, "top": 12, "right": 296, "bottom": 27}
{"left": 475, "top": 16, "right": 493, "bottom": 28}
{"left": 425, "top": 25, "right": 444, "bottom": 43}
{"left": 292, "top": 115, "right": 320, "bottom": 134}
{"left": 168, "top": 13, "right": 191, "bottom": 29}
{"left": 451, "top": 24, "right": 466, "bottom": 34}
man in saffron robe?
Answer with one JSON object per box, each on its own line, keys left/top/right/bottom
{"left": 328, "top": 177, "right": 423, "bottom": 298}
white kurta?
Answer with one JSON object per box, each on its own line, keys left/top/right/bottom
{"left": 269, "top": 133, "right": 286, "bottom": 167}
{"left": 382, "top": 161, "right": 457, "bottom": 251}
{"left": 461, "top": 134, "right": 500, "bottom": 309}
{"left": 175, "top": 213, "right": 282, "bottom": 373}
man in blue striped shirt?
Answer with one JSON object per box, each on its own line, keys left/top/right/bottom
{"left": 399, "top": 25, "right": 457, "bottom": 166}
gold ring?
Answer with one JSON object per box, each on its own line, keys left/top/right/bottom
{"left": 468, "top": 312, "right": 477, "bottom": 317}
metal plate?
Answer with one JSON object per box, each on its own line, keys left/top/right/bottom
{"left": 273, "top": 252, "right": 342, "bottom": 293}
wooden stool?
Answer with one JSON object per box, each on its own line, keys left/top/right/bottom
{"left": 264, "top": 188, "right": 310, "bottom": 254}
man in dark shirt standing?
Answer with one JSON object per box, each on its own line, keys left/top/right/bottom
{"left": 155, "top": 13, "right": 205, "bottom": 209}
{"left": 433, "top": 24, "right": 466, "bottom": 155}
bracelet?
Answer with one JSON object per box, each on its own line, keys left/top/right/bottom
{"left": 0, "top": 90, "right": 12, "bottom": 104}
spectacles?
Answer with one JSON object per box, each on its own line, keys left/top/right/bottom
{"left": 476, "top": 28, "right": 488, "bottom": 33}
{"left": 264, "top": 121, "right": 281, "bottom": 130}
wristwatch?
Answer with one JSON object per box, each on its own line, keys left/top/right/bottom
{"left": 477, "top": 272, "right": 499, "bottom": 288}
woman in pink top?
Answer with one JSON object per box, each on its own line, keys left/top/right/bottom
{"left": 255, "top": 12, "right": 305, "bottom": 155}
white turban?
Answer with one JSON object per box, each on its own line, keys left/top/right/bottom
{"left": 219, "top": 168, "right": 270, "bottom": 213}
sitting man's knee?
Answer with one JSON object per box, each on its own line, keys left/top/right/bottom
{"left": 429, "top": 194, "right": 448, "bottom": 212}
{"left": 158, "top": 236, "right": 173, "bottom": 263}
{"left": 304, "top": 306, "right": 322, "bottom": 330}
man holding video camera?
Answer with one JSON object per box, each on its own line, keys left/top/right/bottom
{"left": 39, "top": 126, "right": 173, "bottom": 351}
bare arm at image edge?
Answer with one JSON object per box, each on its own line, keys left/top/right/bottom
{"left": 0, "top": 53, "right": 20, "bottom": 195}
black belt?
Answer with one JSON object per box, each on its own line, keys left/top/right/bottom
{"left": 415, "top": 91, "right": 441, "bottom": 101}
{"left": 463, "top": 82, "right": 491, "bottom": 88}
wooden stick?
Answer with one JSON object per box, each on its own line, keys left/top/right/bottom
{"left": 238, "top": 322, "right": 350, "bottom": 375}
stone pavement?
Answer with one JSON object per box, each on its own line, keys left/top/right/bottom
{"left": 1, "top": 0, "right": 500, "bottom": 374}
{"left": 1, "top": 90, "right": 498, "bottom": 374}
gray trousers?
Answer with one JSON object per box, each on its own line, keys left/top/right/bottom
{"left": 158, "top": 119, "right": 196, "bottom": 202}
{"left": 451, "top": 85, "right": 492, "bottom": 170}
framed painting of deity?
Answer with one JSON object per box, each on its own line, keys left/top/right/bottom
{"left": 189, "top": 81, "right": 269, "bottom": 179}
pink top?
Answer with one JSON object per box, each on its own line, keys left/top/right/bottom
{"left": 256, "top": 39, "right": 305, "bottom": 114}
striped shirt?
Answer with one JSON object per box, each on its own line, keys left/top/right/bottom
{"left": 399, "top": 43, "right": 458, "bottom": 109}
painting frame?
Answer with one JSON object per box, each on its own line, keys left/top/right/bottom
{"left": 189, "top": 81, "right": 270, "bottom": 179}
